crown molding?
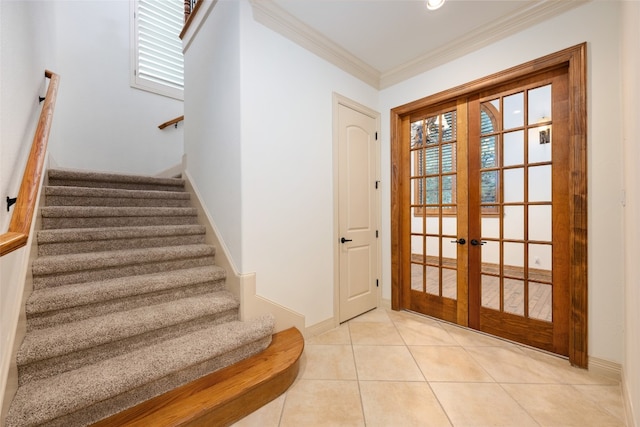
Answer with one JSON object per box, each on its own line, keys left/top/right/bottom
{"left": 250, "top": 0, "right": 381, "bottom": 89}
{"left": 379, "top": 0, "right": 590, "bottom": 88}
{"left": 250, "top": 0, "right": 589, "bottom": 90}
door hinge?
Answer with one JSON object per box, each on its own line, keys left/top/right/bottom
{"left": 376, "top": 230, "right": 379, "bottom": 238}
{"left": 375, "top": 132, "right": 378, "bottom": 140}
{"left": 375, "top": 180, "right": 380, "bottom": 189}
{"left": 376, "top": 279, "right": 379, "bottom": 287}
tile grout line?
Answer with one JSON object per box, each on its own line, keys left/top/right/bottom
{"left": 260, "top": 307, "right": 626, "bottom": 427}
{"left": 346, "top": 320, "right": 369, "bottom": 427}
{"left": 388, "top": 309, "right": 456, "bottom": 427}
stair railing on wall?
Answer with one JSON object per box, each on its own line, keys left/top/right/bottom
{"left": 181, "top": 0, "right": 202, "bottom": 38}
{"left": 183, "top": 0, "right": 198, "bottom": 22}
{"left": 158, "top": 115, "right": 184, "bottom": 130}
{"left": 0, "top": 70, "right": 60, "bottom": 256}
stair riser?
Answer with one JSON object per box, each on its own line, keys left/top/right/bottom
{"left": 46, "top": 195, "right": 192, "bottom": 208}
{"left": 48, "top": 178, "right": 184, "bottom": 192}
{"left": 18, "top": 310, "right": 240, "bottom": 386}
{"left": 27, "top": 280, "right": 226, "bottom": 331}
{"left": 33, "top": 256, "right": 216, "bottom": 289}
{"left": 38, "top": 234, "right": 206, "bottom": 256}
{"left": 43, "top": 336, "right": 272, "bottom": 427}
{"left": 42, "top": 215, "right": 199, "bottom": 229}
{"left": 6, "top": 169, "right": 277, "bottom": 427}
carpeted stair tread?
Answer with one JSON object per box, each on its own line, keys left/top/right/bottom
{"left": 6, "top": 316, "right": 275, "bottom": 427}
{"left": 26, "top": 265, "right": 226, "bottom": 318}
{"left": 41, "top": 206, "right": 199, "bottom": 229}
{"left": 32, "top": 244, "right": 215, "bottom": 277}
{"left": 45, "top": 185, "right": 191, "bottom": 207}
{"left": 41, "top": 205, "right": 197, "bottom": 218}
{"left": 17, "top": 291, "right": 240, "bottom": 366}
{"left": 47, "top": 169, "right": 185, "bottom": 192}
{"left": 45, "top": 185, "right": 190, "bottom": 200}
{"left": 37, "top": 225, "right": 206, "bottom": 256}
{"left": 37, "top": 225, "right": 205, "bottom": 244}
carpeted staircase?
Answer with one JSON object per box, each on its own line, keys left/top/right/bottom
{"left": 5, "top": 169, "right": 275, "bottom": 427}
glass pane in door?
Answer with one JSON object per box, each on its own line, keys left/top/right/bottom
{"left": 409, "top": 110, "right": 458, "bottom": 302}
{"left": 479, "top": 84, "right": 555, "bottom": 322}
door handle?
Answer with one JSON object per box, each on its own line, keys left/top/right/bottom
{"left": 451, "top": 238, "right": 466, "bottom": 245}
{"left": 470, "top": 239, "right": 486, "bottom": 246}
{"left": 340, "top": 237, "right": 353, "bottom": 244}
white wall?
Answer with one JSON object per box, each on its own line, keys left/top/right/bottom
{"left": 183, "top": 0, "right": 243, "bottom": 268}
{"left": 380, "top": 1, "right": 624, "bottom": 364}
{"left": 49, "top": 0, "right": 183, "bottom": 176}
{"left": 0, "top": 0, "right": 57, "bottom": 415}
{"left": 621, "top": 1, "right": 640, "bottom": 424}
{"left": 0, "top": 0, "right": 57, "bottom": 232}
{"left": 183, "top": 0, "right": 379, "bottom": 327}
{"left": 239, "top": 0, "right": 378, "bottom": 326}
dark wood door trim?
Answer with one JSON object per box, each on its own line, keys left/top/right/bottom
{"left": 390, "top": 43, "right": 587, "bottom": 367}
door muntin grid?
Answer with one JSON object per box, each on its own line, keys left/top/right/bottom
{"left": 410, "top": 110, "right": 458, "bottom": 300}
{"left": 479, "top": 84, "right": 553, "bottom": 322}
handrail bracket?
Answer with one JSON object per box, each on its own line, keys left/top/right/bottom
{"left": 6, "top": 197, "right": 17, "bottom": 212}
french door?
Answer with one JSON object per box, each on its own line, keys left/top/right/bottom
{"left": 391, "top": 45, "right": 587, "bottom": 366}
{"left": 405, "top": 100, "right": 469, "bottom": 326}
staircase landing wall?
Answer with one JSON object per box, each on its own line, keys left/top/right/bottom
{"left": 48, "top": 0, "right": 184, "bottom": 177}
{"left": 184, "top": 172, "right": 305, "bottom": 334}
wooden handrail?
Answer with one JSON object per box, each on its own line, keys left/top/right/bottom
{"left": 0, "top": 70, "right": 60, "bottom": 256}
{"left": 180, "top": 0, "right": 203, "bottom": 40}
{"left": 158, "top": 115, "right": 184, "bottom": 130}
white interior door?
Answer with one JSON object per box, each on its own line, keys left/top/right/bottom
{"left": 337, "top": 101, "right": 379, "bottom": 323}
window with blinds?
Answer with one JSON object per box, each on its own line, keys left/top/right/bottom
{"left": 411, "top": 107, "right": 499, "bottom": 217}
{"left": 131, "top": 0, "right": 184, "bottom": 100}
{"left": 411, "top": 112, "right": 457, "bottom": 216}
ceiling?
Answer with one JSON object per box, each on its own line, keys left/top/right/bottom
{"left": 250, "top": 0, "right": 587, "bottom": 88}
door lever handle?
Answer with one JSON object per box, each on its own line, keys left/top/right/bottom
{"left": 470, "top": 239, "right": 486, "bottom": 246}
{"left": 451, "top": 238, "right": 466, "bottom": 245}
{"left": 340, "top": 237, "right": 353, "bottom": 244}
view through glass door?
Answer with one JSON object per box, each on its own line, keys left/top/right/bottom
{"left": 467, "top": 68, "right": 570, "bottom": 355}
{"left": 393, "top": 46, "right": 587, "bottom": 363}
{"left": 408, "top": 101, "right": 468, "bottom": 325}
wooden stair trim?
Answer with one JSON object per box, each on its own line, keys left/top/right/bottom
{"left": 1, "top": 70, "right": 60, "bottom": 256}
{"left": 91, "top": 327, "right": 304, "bottom": 427}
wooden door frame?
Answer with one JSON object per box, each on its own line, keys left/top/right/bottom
{"left": 390, "top": 43, "right": 588, "bottom": 367}
{"left": 332, "top": 93, "right": 382, "bottom": 326}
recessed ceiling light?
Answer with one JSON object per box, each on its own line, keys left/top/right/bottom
{"left": 426, "top": 0, "right": 445, "bottom": 11}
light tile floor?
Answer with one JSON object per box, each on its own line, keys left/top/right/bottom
{"left": 233, "top": 308, "right": 627, "bottom": 426}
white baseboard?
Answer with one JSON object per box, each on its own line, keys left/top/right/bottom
{"left": 305, "top": 317, "right": 338, "bottom": 339}
{"left": 238, "top": 273, "right": 305, "bottom": 334}
{"left": 155, "top": 163, "right": 183, "bottom": 178}
{"left": 305, "top": 298, "right": 393, "bottom": 339}
{"left": 622, "top": 372, "right": 638, "bottom": 427}
{"left": 589, "top": 356, "right": 622, "bottom": 382}
{"left": 183, "top": 170, "right": 305, "bottom": 334}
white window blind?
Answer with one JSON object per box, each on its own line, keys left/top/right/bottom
{"left": 132, "top": 0, "right": 184, "bottom": 99}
